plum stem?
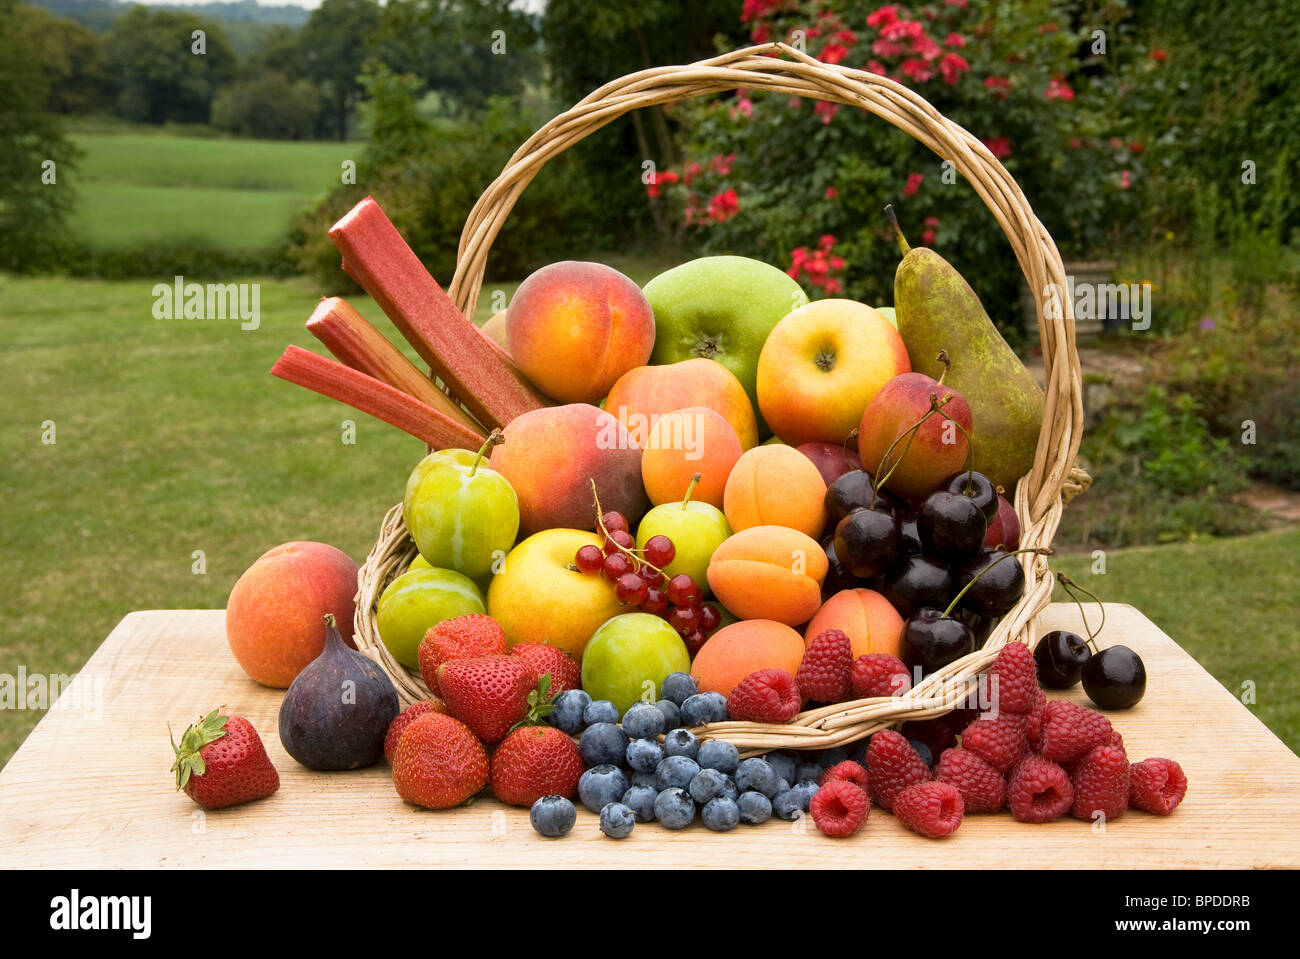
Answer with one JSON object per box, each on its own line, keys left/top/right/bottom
{"left": 469, "top": 428, "right": 504, "bottom": 477}
{"left": 681, "top": 473, "right": 702, "bottom": 509}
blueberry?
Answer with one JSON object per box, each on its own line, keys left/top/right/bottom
{"left": 530, "top": 795, "right": 577, "bottom": 837}
{"left": 689, "top": 767, "right": 738, "bottom": 804}
{"left": 816, "top": 746, "right": 850, "bottom": 769}
{"left": 621, "top": 702, "right": 665, "bottom": 740}
{"left": 654, "top": 699, "right": 681, "bottom": 731}
{"left": 909, "top": 738, "right": 935, "bottom": 767}
{"left": 735, "top": 758, "right": 780, "bottom": 798}
{"left": 766, "top": 751, "right": 798, "bottom": 785}
{"left": 702, "top": 796, "right": 740, "bottom": 831}
{"left": 681, "top": 692, "right": 729, "bottom": 727}
{"left": 662, "top": 728, "right": 700, "bottom": 760}
{"left": 795, "top": 760, "right": 822, "bottom": 784}
{"left": 774, "top": 777, "right": 791, "bottom": 794}
{"left": 697, "top": 740, "right": 740, "bottom": 775}
{"left": 630, "top": 770, "right": 658, "bottom": 790}
{"left": 848, "top": 740, "right": 869, "bottom": 767}
{"left": 655, "top": 755, "right": 701, "bottom": 791}
{"left": 579, "top": 722, "right": 629, "bottom": 768}
{"left": 791, "top": 780, "right": 820, "bottom": 808}
{"left": 621, "top": 784, "right": 659, "bottom": 822}
{"left": 548, "top": 689, "right": 591, "bottom": 734}
{"left": 662, "top": 672, "right": 698, "bottom": 706}
{"left": 599, "top": 802, "right": 636, "bottom": 839}
{"left": 654, "top": 787, "right": 695, "bottom": 829}
{"left": 626, "top": 738, "right": 665, "bottom": 773}
{"left": 578, "top": 765, "right": 630, "bottom": 814}
{"left": 773, "top": 781, "right": 820, "bottom": 821}
{"left": 737, "top": 791, "right": 773, "bottom": 825}
{"left": 584, "top": 699, "right": 621, "bottom": 726}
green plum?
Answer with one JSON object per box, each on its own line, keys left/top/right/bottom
{"left": 375, "top": 567, "right": 485, "bottom": 669}
{"left": 402, "top": 439, "right": 519, "bottom": 581}
{"left": 635, "top": 500, "right": 731, "bottom": 594}
{"left": 875, "top": 306, "right": 898, "bottom": 330}
{"left": 581, "top": 613, "right": 691, "bottom": 714}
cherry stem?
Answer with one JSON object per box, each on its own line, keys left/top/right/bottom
{"left": 872, "top": 392, "right": 952, "bottom": 502}
{"left": 1056, "top": 573, "right": 1106, "bottom": 650}
{"left": 681, "top": 473, "right": 701, "bottom": 510}
{"left": 589, "top": 478, "right": 666, "bottom": 576}
{"left": 940, "top": 547, "right": 1053, "bottom": 619}
{"left": 469, "top": 428, "right": 504, "bottom": 477}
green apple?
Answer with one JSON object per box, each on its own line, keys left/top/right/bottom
{"left": 375, "top": 567, "right": 485, "bottom": 669}
{"left": 635, "top": 500, "right": 731, "bottom": 594}
{"left": 644, "top": 256, "right": 808, "bottom": 427}
{"left": 402, "top": 441, "right": 519, "bottom": 581}
{"left": 581, "top": 613, "right": 691, "bottom": 713}
{"left": 875, "top": 306, "right": 898, "bottom": 330}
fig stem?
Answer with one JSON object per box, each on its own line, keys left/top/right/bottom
{"left": 1056, "top": 573, "right": 1107, "bottom": 650}
{"left": 941, "top": 546, "right": 1052, "bottom": 619}
{"left": 884, "top": 204, "right": 910, "bottom": 256}
{"left": 469, "top": 428, "right": 504, "bottom": 477}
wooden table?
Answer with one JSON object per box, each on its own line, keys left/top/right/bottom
{"left": 1, "top": 603, "right": 1296, "bottom": 869}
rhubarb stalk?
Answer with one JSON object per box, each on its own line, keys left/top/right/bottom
{"left": 305, "top": 296, "right": 484, "bottom": 435}
{"left": 270, "top": 346, "right": 486, "bottom": 450}
{"left": 328, "top": 197, "right": 548, "bottom": 430}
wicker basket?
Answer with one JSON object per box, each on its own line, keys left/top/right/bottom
{"left": 353, "top": 42, "right": 1091, "bottom": 754}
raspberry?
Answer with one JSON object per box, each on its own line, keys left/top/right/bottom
{"left": 865, "top": 730, "right": 932, "bottom": 810}
{"left": 1024, "top": 695, "right": 1048, "bottom": 751}
{"left": 1008, "top": 755, "right": 1073, "bottom": 823}
{"left": 936, "top": 747, "right": 1005, "bottom": 813}
{"left": 508, "top": 643, "right": 581, "bottom": 694}
{"left": 383, "top": 699, "right": 448, "bottom": 764}
{"left": 810, "top": 780, "right": 870, "bottom": 837}
{"left": 819, "top": 760, "right": 870, "bottom": 792}
{"left": 893, "top": 781, "right": 964, "bottom": 838}
{"left": 727, "top": 668, "right": 803, "bottom": 724}
{"left": 1038, "top": 700, "right": 1114, "bottom": 764}
{"left": 796, "top": 629, "right": 854, "bottom": 702}
{"left": 850, "top": 653, "right": 912, "bottom": 699}
{"left": 418, "top": 614, "right": 507, "bottom": 695}
{"left": 986, "top": 641, "right": 1039, "bottom": 714}
{"left": 961, "top": 712, "right": 1027, "bottom": 774}
{"left": 1129, "top": 758, "right": 1187, "bottom": 815}
{"left": 1070, "top": 744, "right": 1130, "bottom": 822}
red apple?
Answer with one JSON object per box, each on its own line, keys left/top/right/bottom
{"left": 857, "top": 373, "right": 973, "bottom": 500}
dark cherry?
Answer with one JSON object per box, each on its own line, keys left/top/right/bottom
{"left": 881, "top": 555, "right": 952, "bottom": 619}
{"left": 824, "top": 470, "right": 878, "bottom": 526}
{"left": 1034, "top": 629, "right": 1092, "bottom": 689}
{"left": 943, "top": 470, "right": 999, "bottom": 522}
{"left": 901, "top": 608, "right": 974, "bottom": 677}
{"left": 897, "top": 513, "right": 923, "bottom": 556}
{"left": 958, "top": 609, "right": 994, "bottom": 649}
{"left": 821, "top": 537, "right": 862, "bottom": 598}
{"left": 953, "top": 548, "right": 1025, "bottom": 618}
{"left": 1082, "top": 645, "right": 1146, "bottom": 710}
{"left": 917, "top": 491, "right": 987, "bottom": 561}
{"left": 834, "top": 507, "right": 900, "bottom": 579}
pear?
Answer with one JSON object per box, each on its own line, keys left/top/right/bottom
{"left": 885, "top": 206, "right": 1044, "bottom": 491}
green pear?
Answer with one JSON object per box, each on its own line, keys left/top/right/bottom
{"left": 886, "top": 206, "right": 1044, "bottom": 491}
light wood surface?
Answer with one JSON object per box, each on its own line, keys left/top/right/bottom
{"left": 1, "top": 604, "right": 1296, "bottom": 869}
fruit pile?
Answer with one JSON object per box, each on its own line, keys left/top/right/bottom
{"left": 178, "top": 195, "right": 1188, "bottom": 845}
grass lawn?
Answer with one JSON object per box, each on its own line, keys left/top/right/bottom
{"left": 69, "top": 134, "right": 356, "bottom": 250}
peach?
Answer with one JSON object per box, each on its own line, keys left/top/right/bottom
{"left": 604, "top": 359, "right": 759, "bottom": 451}
{"left": 506, "top": 261, "right": 655, "bottom": 404}
{"left": 691, "top": 619, "right": 807, "bottom": 698}
{"left": 641, "top": 406, "right": 742, "bottom": 509}
{"left": 480, "top": 309, "right": 509, "bottom": 351}
{"left": 706, "top": 525, "right": 828, "bottom": 626}
{"left": 226, "top": 541, "right": 359, "bottom": 688}
{"left": 757, "top": 300, "right": 910, "bottom": 447}
{"left": 490, "top": 403, "right": 647, "bottom": 536}
{"left": 722, "top": 444, "right": 828, "bottom": 538}
{"left": 804, "top": 588, "right": 905, "bottom": 661}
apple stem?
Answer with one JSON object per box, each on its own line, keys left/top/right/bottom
{"left": 871, "top": 393, "right": 953, "bottom": 502}
{"left": 941, "top": 546, "right": 1052, "bottom": 619}
{"left": 844, "top": 430, "right": 859, "bottom": 471}
{"left": 681, "top": 473, "right": 702, "bottom": 510}
{"left": 1056, "top": 573, "right": 1107, "bottom": 651}
{"left": 935, "top": 350, "right": 951, "bottom": 387}
{"left": 884, "top": 204, "right": 911, "bottom": 256}
{"left": 469, "top": 428, "right": 504, "bottom": 477}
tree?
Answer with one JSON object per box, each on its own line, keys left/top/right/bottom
{"left": 211, "top": 71, "right": 321, "bottom": 140}
{"left": 0, "top": 1, "right": 81, "bottom": 271}
{"left": 14, "top": 3, "right": 110, "bottom": 114}
{"left": 104, "top": 6, "right": 236, "bottom": 124}
{"left": 298, "top": 0, "right": 382, "bottom": 140}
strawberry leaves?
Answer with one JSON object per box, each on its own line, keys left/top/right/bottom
{"left": 170, "top": 708, "right": 230, "bottom": 790}
{"left": 512, "top": 673, "right": 556, "bottom": 732}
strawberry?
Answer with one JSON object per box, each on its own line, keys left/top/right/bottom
{"left": 392, "top": 713, "right": 489, "bottom": 809}
{"left": 508, "top": 643, "right": 581, "bottom": 694}
{"left": 418, "top": 614, "right": 507, "bottom": 696}
{"left": 436, "top": 655, "right": 551, "bottom": 745}
{"left": 170, "top": 709, "right": 279, "bottom": 809}
{"left": 383, "top": 699, "right": 448, "bottom": 764}
{"left": 490, "top": 725, "right": 584, "bottom": 807}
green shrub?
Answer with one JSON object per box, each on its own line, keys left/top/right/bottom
{"left": 67, "top": 242, "right": 294, "bottom": 279}
{"left": 211, "top": 72, "right": 321, "bottom": 141}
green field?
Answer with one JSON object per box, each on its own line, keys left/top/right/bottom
{"left": 70, "top": 134, "right": 355, "bottom": 250}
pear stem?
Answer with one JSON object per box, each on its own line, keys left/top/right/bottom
{"left": 941, "top": 547, "right": 1052, "bottom": 619}
{"left": 884, "top": 204, "right": 911, "bottom": 256}
{"left": 468, "top": 428, "right": 504, "bottom": 477}
{"left": 681, "top": 473, "right": 701, "bottom": 509}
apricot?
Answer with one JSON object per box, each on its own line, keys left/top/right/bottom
{"left": 706, "top": 525, "right": 828, "bottom": 627}
{"left": 641, "top": 406, "right": 742, "bottom": 509}
{"left": 804, "top": 588, "right": 905, "bottom": 660}
{"left": 605, "top": 359, "right": 759, "bottom": 451}
{"left": 690, "top": 619, "right": 807, "bottom": 698}
{"left": 722, "top": 444, "right": 828, "bottom": 538}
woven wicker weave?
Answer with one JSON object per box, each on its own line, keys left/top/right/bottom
{"left": 353, "top": 43, "right": 1090, "bottom": 754}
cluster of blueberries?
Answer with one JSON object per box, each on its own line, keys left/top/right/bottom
{"left": 530, "top": 672, "right": 857, "bottom": 839}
